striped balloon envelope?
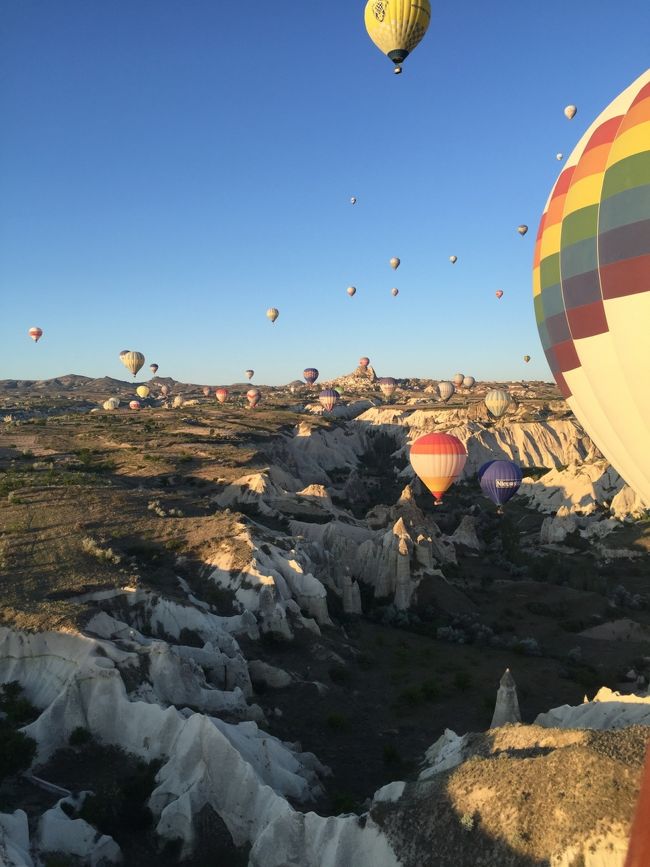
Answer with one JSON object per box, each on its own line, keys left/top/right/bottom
{"left": 378, "top": 376, "right": 397, "bottom": 398}
{"left": 485, "top": 388, "right": 511, "bottom": 419}
{"left": 246, "top": 388, "right": 261, "bottom": 408}
{"left": 534, "top": 69, "right": 650, "bottom": 506}
{"left": 437, "top": 381, "right": 455, "bottom": 402}
{"left": 319, "top": 389, "right": 338, "bottom": 412}
{"left": 303, "top": 368, "right": 319, "bottom": 386}
{"left": 215, "top": 387, "right": 229, "bottom": 404}
{"left": 409, "top": 432, "right": 467, "bottom": 504}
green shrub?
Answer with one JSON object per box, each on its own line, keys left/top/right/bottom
{"left": 69, "top": 727, "right": 92, "bottom": 747}
{"left": 0, "top": 727, "right": 37, "bottom": 781}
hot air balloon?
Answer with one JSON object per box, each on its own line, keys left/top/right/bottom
{"left": 119, "top": 350, "right": 129, "bottom": 359}
{"left": 485, "top": 388, "right": 511, "bottom": 419}
{"left": 389, "top": 257, "right": 400, "bottom": 270}
{"left": 303, "top": 368, "right": 319, "bottom": 386}
{"left": 564, "top": 104, "right": 577, "bottom": 120}
{"left": 496, "top": 290, "right": 504, "bottom": 300}
{"left": 378, "top": 377, "right": 397, "bottom": 398}
{"left": 129, "top": 400, "right": 141, "bottom": 411}
{"left": 161, "top": 384, "right": 170, "bottom": 397}
{"left": 266, "top": 308, "right": 279, "bottom": 323}
{"left": 449, "top": 255, "right": 458, "bottom": 264}
{"left": 350, "top": 196, "right": 357, "bottom": 205}
{"left": 391, "top": 288, "right": 399, "bottom": 297}
{"left": 479, "top": 460, "right": 523, "bottom": 512}
{"left": 247, "top": 388, "right": 261, "bottom": 408}
{"left": 364, "top": 0, "right": 431, "bottom": 75}
{"left": 347, "top": 286, "right": 356, "bottom": 297}
{"left": 453, "top": 373, "right": 464, "bottom": 387}
{"left": 202, "top": 387, "right": 211, "bottom": 397}
{"left": 136, "top": 385, "right": 150, "bottom": 399}
{"left": 523, "top": 355, "right": 531, "bottom": 363}
{"left": 334, "top": 386, "right": 343, "bottom": 397}
{"left": 359, "top": 357, "right": 370, "bottom": 368}
{"left": 518, "top": 225, "right": 528, "bottom": 236}
{"left": 463, "top": 376, "right": 475, "bottom": 389}
{"left": 172, "top": 395, "right": 184, "bottom": 408}
{"left": 120, "top": 351, "right": 145, "bottom": 378}
{"left": 215, "top": 387, "right": 229, "bottom": 404}
{"left": 245, "top": 370, "right": 254, "bottom": 380}
{"left": 477, "top": 460, "right": 496, "bottom": 482}
{"left": 319, "top": 389, "right": 338, "bottom": 412}
{"left": 149, "top": 364, "right": 159, "bottom": 375}
{"left": 103, "top": 398, "right": 120, "bottom": 411}
{"left": 409, "top": 432, "right": 467, "bottom": 504}
{"left": 534, "top": 69, "right": 650, "bottom": 508}
{"left": 556, "top": 153, "right": 563, "bottom": 161}
{"left": 28, "top": 327, "right": 43, "bottom": 343}
{"left": 438, "top": 381, "right": 455, "bottom": 402}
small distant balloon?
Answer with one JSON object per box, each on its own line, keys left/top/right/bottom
{"left": 378, "top": 377, "right": 397, "bottom": 398}
{"left": 485, "top": 388, "right": 511, "bottom": 419}
{"left": 496, "top": 290, "right": 504, "bottom": 300}
{"left": 463, "top": 376, "right": 475, "bottom": 389}
{"left": 523, "top": 355, "right": 531, "bottom": 363}
{"left": 449, "top": 255, "right": 458, "bottom": 264}
{"left": 479, "top": 460, "right": 522, "bottom": 510}
{"left": 28, "top": 327, "right": 43, "bottom": 343}
{"left": 556, "top": 152, "right": 563, "bottom": 161}
{"left": 266, "top": 308, "right": 279, "bottom": 323}
{"left": 172, "top": 395, "right": 184, "bottom": 408}
{"left": 564, "top": 104, "right": 577, "bottom": 120}
{"left": 319, "top": 389, "right": 338, "bottom": 412}
{"left": 437, "top": 381, "right": 455, "bottom": 402}
{"left": 215, "top": 387, "right": 229, "bottom": 404}
{"left": 245, "top": 369, "right": 254, "bottom": 380}
{"left": 103, "top": 398, "right": 120, "bottom": 411}
{"left": 391, "top": 288, "right": 399, "bottom": 297}
{"left": 136, "top": 385, "right": 150, "bottom": 399}
{"left": 350, "top": 196, "right": 357, "bottom": 205}
{"left": 129, "top": 400, "right": 141, "bottom": 411}
{"left": 303, "top": 367, "right": 319, "bottom": 386}
{"left": 517, "top": 225, "right": 528, "bottom": 236}
{"left": 452, "top": 373, "right": 464, "bottom": 387}
{"left": 347, "top": 286, "right": 356, "bottom": 297}
{"left": 149, "top": 363, "right": 159, "bottom": 375}
{"left": 359, "top": 357, "right": 370, "bottom": 368}
{"left": 389, "top": 257, "right": 400, "bottom": 270}
{"left": 247, "top": 388, "right": 261, "bottom": 408}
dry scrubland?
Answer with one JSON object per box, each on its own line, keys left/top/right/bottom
{"left": 1, "top": 377, "right": 650, "bottom": 865}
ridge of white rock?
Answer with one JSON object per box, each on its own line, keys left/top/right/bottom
{"left": 535, "top": 686, "right": 650, "bottom": 730}
{"left": 0, "top": 811, "right": 33, "bottom": 867}
{"left": 37, "top": 797, "right": 122, "bottom": 865}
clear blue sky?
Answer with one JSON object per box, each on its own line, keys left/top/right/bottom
{"left": 1, "top": 1, "right": 648, "bottom": 385}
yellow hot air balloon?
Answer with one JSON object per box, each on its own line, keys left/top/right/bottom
{"left": 564, "top": 104, "right": 577, "bottom": 120}
{"left": 266, "top": 307, "right": 279, "bottom": 323}
{"left": 389, "top": 257, "right": 400, "bottom": 270}
{"left": 365, "top": 0, "right": 431, "bottom": 75}
{"left": 409, "top": 433, "right": 467, "bottom": 504}
{"left": 136, "top": 385, "right": 150, "bottom": 399}
{"left": 120, "top": 351, "right": 145, "bottom": 377}
{"left": 485, "top": 388, "right": 511, "bottom": 419}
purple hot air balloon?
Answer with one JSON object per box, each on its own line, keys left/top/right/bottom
{"left": 479, "top": 460, "right": 522, "bottom": 512}
{"left": 304, "top": 367, "right": 319, "bottom": 387}
{"left": 477, "top": 460, "right": 496, "bottom": 482}
{"left": 319, "top": 389, "right": 338, "bottom": 412}
{"left": 378, "top": 377, "right": 397, "bottom": 398}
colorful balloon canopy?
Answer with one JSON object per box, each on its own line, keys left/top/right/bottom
{"left": 389, "top": 257, "right": 400, "bottom": 270}
{"left": 485, "top": 388, "right": 511, "bottom": 419}
{"left": 364, "top": 0, "right": 431, "bottom": 74}
{"left": 247, "top": 388, "right": 261, "bottom": 408}
{"left": 463, "top": 376, "right": 475, "bottom": 389}
{"left": 534, "top": 69, "right": 650, "bottom": 507}
{"left": 438, "top": 381, "right": 455, "bottom": 402}
{"left": 452, "top": 373, "right": 464, "bottom": 387}
{"left": 103, "top": 398, "right": 120, "bottom": 411}
{"left": 136, "top": 385, "right": 150, "bottom": 399}
{"left": 245, "top": 369, "right": 254, "bottom": 380}
{"left": 319, "top": 389, "right": 338, "bottom": 412}
{"left": 518, "top": 225, "right": 528, "bottom": 236}
{"left": 479, "top": 460, "right": 523, "bottom": 509}
{"left": 359, "top": 357, "right": 370, "bottom": 368}
{"left": 120, "top": 351, "right": 145, "bottom": 377}
{"left": 347, "top": 286, "right": 356, "bottom": 297}
{"left": 564, "top": 104, "right": 577, "bottom": 120}
{"left": 391, "top": 287, "right": 399, "bottom": 297}
{"left": 495, "top": 290, "right": 504, "bottom": 299}
{"left": 523, "top": 355, "right": 531, "bottom": 363}
{"left": 449, "top": 255, "right": 458, "bottom": 264}
{"left": 129, "top": 400, "right": 141, "bottom": 410}
{"left": 266, "top": 308, "right": 279, "bottom": 323}
{"left": 28, "top": 327, "right": 43, "bottom": 343}
{"left": 303, "top": 367, "right": 319, "bottom": 386}
{"left": 378, "top": 376, "right": 397, "bottom": 398}
{"left": 409, "top": 432, "right": 467, "bottom": 504}
{"left": 215, "top": 387, "right": 229, "bottom": 404}
{"left": 149, "top": 364, "right": 159, "bottom": 375}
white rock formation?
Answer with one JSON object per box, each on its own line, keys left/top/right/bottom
{"left": 490, "top": 668, "right": 521, "bottom": 728}
{"left": 535, "top": 687, "right": 650, "bottom": 730}
{"left": 37, "top": 798, "right": 122, "bottom": 865}
{"left": 0, "top": 811, "right": 33, "bottom": 867}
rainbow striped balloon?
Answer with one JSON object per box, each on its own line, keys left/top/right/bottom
{"left": 533, "top": 69, "right": 650, "bottom": 505}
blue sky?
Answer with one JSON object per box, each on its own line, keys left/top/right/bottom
{"left": 1, "top": 1, "right": 648, "bottom": 385}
